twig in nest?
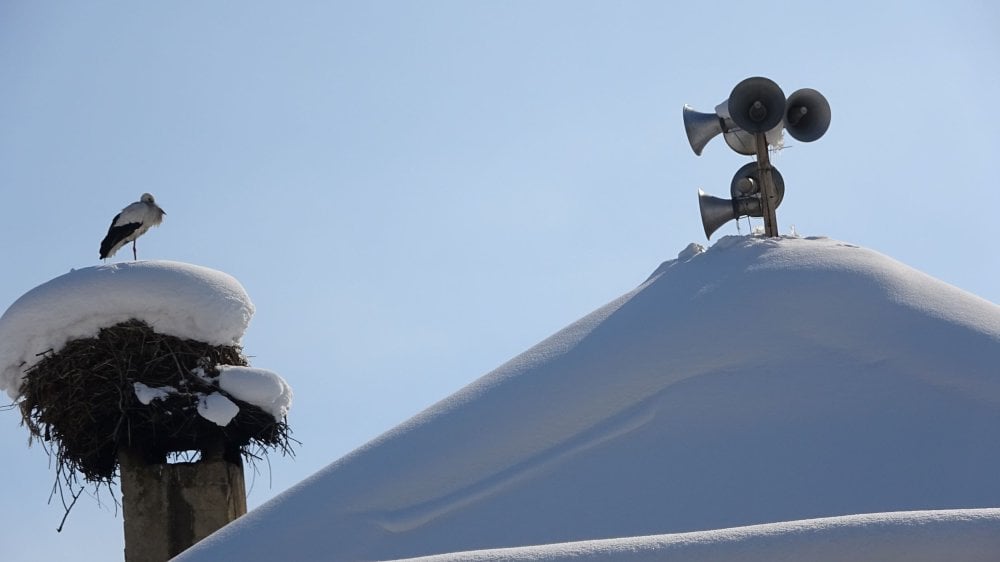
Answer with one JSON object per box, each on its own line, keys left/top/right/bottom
{"left": 56, "top": 486, "right": 83, "bottom": 533}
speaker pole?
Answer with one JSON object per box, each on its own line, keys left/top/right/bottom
{"left": 753, "top": 132, "right": 780, "bottom": 237}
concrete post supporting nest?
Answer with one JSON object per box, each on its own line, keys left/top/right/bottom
{"left": 119, "top": 445, "right": 247, "bottom": 562}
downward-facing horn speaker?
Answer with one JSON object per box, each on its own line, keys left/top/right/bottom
{"left": 728, "top": 77, "right": 786, "bottom": 134}
{"left": 682, "top": 105, "right": 726, "bottom": 156}
{"left": 784, "top": 88, "right": 831, "bottom": 142}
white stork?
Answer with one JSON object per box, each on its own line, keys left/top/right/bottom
{"left": 99, "top": 193, "right": 166, "bottom": 260}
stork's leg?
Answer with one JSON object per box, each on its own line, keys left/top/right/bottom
{"left": 132, "top": 240, "right": 137, "bottom": 261}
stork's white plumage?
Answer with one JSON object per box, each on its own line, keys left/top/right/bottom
{"left": 99, "top": 193, "right": 166, "bottom": 260}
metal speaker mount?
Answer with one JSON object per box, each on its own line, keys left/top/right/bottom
{"left": 784, "top": 88, "right": 831, "bottom": 142}
{"left": 682, "top": 105, "right": 726, "bottom": 156}
{"left": 728, "top": 77, "right": 786, "bottom": 134}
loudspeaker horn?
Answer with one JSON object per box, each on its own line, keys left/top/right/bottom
{"left": 724, "top": 124, "right": 786, "bottom": 155}
{"left": 682, "top": 105, "right": 726, "bottom": 156}
{"left": 731, "top": 162, "right": 785, "bottom": 206}
{"left": 723, "top": 130, "right": 756, "bottom": 156}
{"left": 698, "top": 189, "right": 763, "bottom": 240}
{"left": 728, "top": 77, "right": 786, "bottom": 134}
{"left": 698, "top": 164, "right": 787, "bottom": 239}
{"left": 784, "top": 88, "right": 831, "bottom": 142}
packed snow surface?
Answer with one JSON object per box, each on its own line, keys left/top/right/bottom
{"left": 0, "top": 260, "right": 255, "bottom": 400}
{"left": 178, "top": 236, "right": 1000, "bottom": 562}
{"left": 391, "top": 509, "right": 1000, "bottom": 562}
{"left": 218, "top": 365, "right": 293, "bottom": 420}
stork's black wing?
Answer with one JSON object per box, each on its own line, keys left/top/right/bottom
{"left": 99, "top": 213, "right": 141, "bottom": 259}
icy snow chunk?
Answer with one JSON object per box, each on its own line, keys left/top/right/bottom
{"left": 677, "top": 242, "right": 705, "bottom": 260}
{"left": 133, "top": 382, "right": 176, "bottom": 405}
{"left": 197, "top": 392, "right": 240, "bottom": 427}
{"left": 218, "top": 365, "right": 292, "bottom": 420}
{"left": 0, "top": 260, "right": 254, "bottom": 400}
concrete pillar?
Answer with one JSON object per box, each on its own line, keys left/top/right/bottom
{"left": 119, "top": 447, "right": 247, "bottom": 562}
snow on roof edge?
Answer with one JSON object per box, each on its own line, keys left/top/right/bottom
{"left": 387, "top": 509, "right": 1000, "bottom": 562}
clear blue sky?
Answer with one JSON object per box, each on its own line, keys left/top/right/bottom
{"left": 1, "top": 2, "right": 997, "bottom": 560}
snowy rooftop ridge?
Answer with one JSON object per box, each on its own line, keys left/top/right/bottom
{"left": 391, "top": 509, "right": 1000, "bottom": 562}
{"left": 179, "top": 235, "right": 1000, "bottom": 562}
{"left": 0, "top": 260, "right": 255, "bottom": 400}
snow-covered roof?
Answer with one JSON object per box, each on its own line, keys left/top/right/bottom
{"left": 177, "top": 236, "right": 1000, "bottom": 561}
{"left": 392, "top": 509, "right": 1000, "bottom": 562}
{"left": 0, "top": 260, "right": 254, "bottom": 400}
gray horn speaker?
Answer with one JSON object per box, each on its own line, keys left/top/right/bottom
{"left": 723, "top": 130, "right": 757, "bottom": 156}
{"left": 698, "top": 189, "right": 763, "bottom": 240}
{"left": 698, "top": 164, "right": 787, "bottom": 239}
{"left": 731, "top": 162, "right": 785, "bottom": 207}
{"left": 682, "top": 105, "right": 726, "bottom": 156}
{"left": 728, "top": 77, "right": 786, "bottom": 134}
{"left": 784, "top": 88, "right": 831, "bottom": 142}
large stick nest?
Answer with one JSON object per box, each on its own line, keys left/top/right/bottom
{"left": 18, "top": 320, "right": 293, "bottom": 485}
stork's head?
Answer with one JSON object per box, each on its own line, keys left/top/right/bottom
{"left": 140, "top": 193, "right": 156, "bottom": 204}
